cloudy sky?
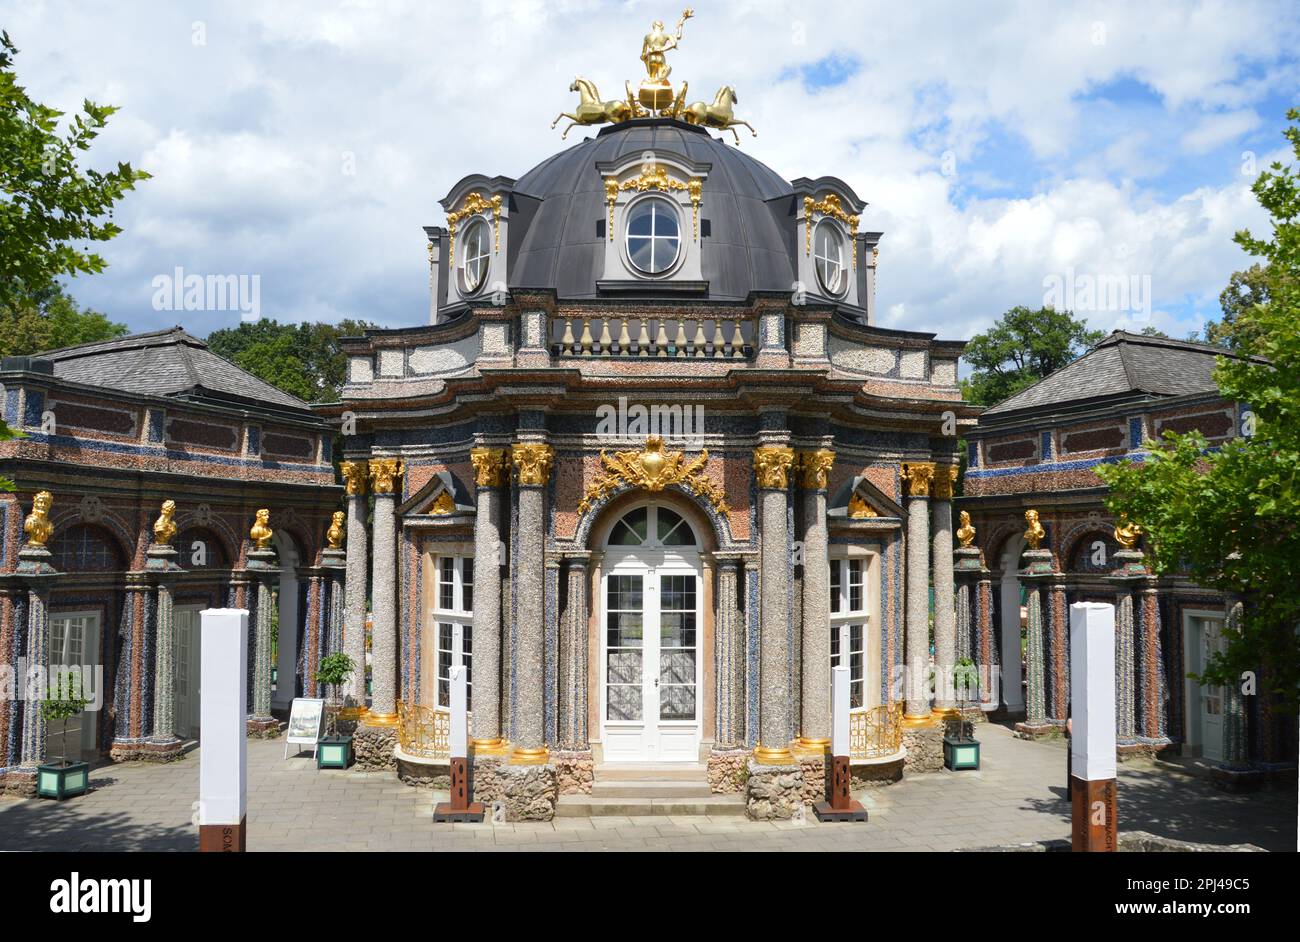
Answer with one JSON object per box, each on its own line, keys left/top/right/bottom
{"left": 5, "top": 0, "right": 1299, "bottom": 345}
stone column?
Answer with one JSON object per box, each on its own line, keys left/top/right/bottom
{"left": 901, "top": 462, "right": 935, "bottom": 721}
{"left": 713, "top": 553, "right": 745, "bottom": 749}
{"left": 953, "top": 533, "right": 987, "bottom": 706}
{"left": 1107, "top": 547, "right": 1146, "bottom": 746}
{"left": 1046, "top": 580, "right": 1069, "bottom": 723}
{"left": 146, "top": 540, "right": 183, "bottom": 756}
{"left": 1222, "top": 595, "right": 1248, "bottom": 765}
{"left": 510, "top": 442, "right": 553, "bottom": 764}
{"left": 796, "top": 449, "right": 834, "bottom": 751}
{"left": 470, "top": 447, "right": 508, "bottom": 752}
{"left": 931, "top": 465, "right": 958, "bottom": 715}
{"left": 245, "top": 543, "right": 279, "bottom": 733}
{"left": 1137, "top": 582, "right": 1168, "bottom": 744}
{"left": 339, "top": 461, "right": 370, "bottom": 711}
{"left": 558, "top": 554, "right": 590, "bottom": 750}
{"left": 17, "top": 543, "right": 60, "bottom": 773}
{"left": 1017, "top": 541, "right": 1056, "bottom": 736}
{"left": 365, "top": 458, "right": 403, "bottom": 725}
{"left": 753, "top": 445, "right": 795, "bottom": 764}
{"left": 321, "top": 542, "right": 346, "bottom": 663}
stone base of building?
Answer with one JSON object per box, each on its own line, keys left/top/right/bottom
{"left": 745, "top": 758, "right": 804, "bottom": 820}
{"left": 473, "top": 756, "right": 557, "bottom": 821}
{"left": 353, "top": 722, "right": 398, "bottom": 771}
{"left": 852, "top": 758, "right": 905, "bottom": 788}
{"left": 246, "top": 717, "right": 283, "bottom": 739}
{"left": 1116, "top": 740, "right": 1170, "bottom": 761}
{"left": 552, "top": 749, "right": 594, "bottom": 795}
{"left": 902, "top": 724, "right": 945, "bottom": 773}
{"left": 109, "top": 737, "right": 186, "bottom": 762}
{"left": 394, "top": 745, "right": 449, "bottom": 789}
{"left": 707, "top": 748, "right": 749, "bottom": 794}
{"left": 1014, "top": 722, "right": 1061, "bottom": 741}
{"left": 1, "top": 769, "right": 36, "bottom": 797}
{"left": 1209, "top": 764, "right": 1268, "bottom": 793}
{"left": 796, "top": 750, "right": 829, "bottom": 804}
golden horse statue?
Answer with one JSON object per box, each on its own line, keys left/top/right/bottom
{"left": 551, "top": 77, "right": 637, "bottom": 139}
{"left": 683, "top": 85, "right": 756, "bottom": 145}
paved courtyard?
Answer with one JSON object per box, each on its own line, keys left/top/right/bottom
{"left": 0, "top": 723, "right": 1292, "bottom": 852}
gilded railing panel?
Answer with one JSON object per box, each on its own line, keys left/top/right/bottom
{"left": 849, "top": 701, "right": 904, "bottom": 760}
{"left": 396, "top": 701, "right": 451, "bottom": 759}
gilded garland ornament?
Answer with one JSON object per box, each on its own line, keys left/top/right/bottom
{"left": 753, "top": 445, "right": 796, "bottom": 490}
{"left": 932, "top": 464, "right": 958, "bottom": 501}
{"left": 340, "top": 460, "right": 369, "bottom": 496}
{"left": 1114, "top": 513, "right": 1142, "bottom": 550}
{"left": 1023, "top": 509, "right": 1046, "bottom": 551}
{"left": 153, "top": 499, "right": 178, "bottom": 546}
{"left": 956, "top": 510, "right": 976, "bottom": 547}
{"left": 901, "top": 462, "right": 935, "bottom": 498}
{"left": 23, "top": 490, "right": 54, "bottom": 547}
{"left": 512, "top": 443, "right": 555, "bottom": 487}
{"left": 579, "top": 435, "right": 728, "bottom": 518}
{"left": 326, "top": 511, "right": 346, "bottom": 550}
{"left": 805, "top": 193, "right": 860, "bottom": 267}
{"left": 603, "top": 163, "right": 704, "bottom": 241}
{"left": 250, "top": 509, "right": 274, "bottom": 550}
{"left": 797, "top": 449, "right": 836, "bottom": 490}
{"left": 368, "top": 458, "right": 405, "bottom": 495}
{"left": 470, "top": 447, "right": 510, "bottom": 488}
{"left": 446, "top": 191, "right": 503, "bottom": 266}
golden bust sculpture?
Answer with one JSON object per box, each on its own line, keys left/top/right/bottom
{"left": 250, "top": 509, "right": 274, "bottom": 550}
{"left": 153, "top": 499, "right": 177, "bottom": 545}
{"left": 956, "top": 510, "right": 977, "bottom": 547}
{"left": 326, "top": 511, "right": 345, "bottom": 550}
{"left": 23, "top": 490, "right": 54, "bottom": 547}
{"left": 1114, "top": 513, "right": 1142, "bottom": 550}
{"left": 1023, "top": 509, "right": 1045, "bottom": 550}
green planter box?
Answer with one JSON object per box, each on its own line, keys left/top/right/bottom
{"left": 271, "top": 666, "right": 278, "bottom": 685}
{"left": 317, "top": 735, "right": 353, "bottom": 769}
{"left": 943, "top": 736, "right": 981, "bottom": 771}
{"left": 37, "top": 760, "right": 90, "bottom": 800}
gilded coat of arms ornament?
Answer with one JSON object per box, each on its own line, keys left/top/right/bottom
{"left": 431, "top": 491, "right": 456, "bottom": 515}
{"left": 579, "top": 435, "right": 728, "bottom": 518}
{"left": 847, "top": 492, "right": 878, "bottom": 519}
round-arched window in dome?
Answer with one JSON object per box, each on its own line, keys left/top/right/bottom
{"left": 460, "top": 217, "right": 491, "bottom": 294}
{"left": 814, "top": 220, "right": 847, "bottom": 296}
{"left": 625, "top": 198, "right": 681, "bottom": 275}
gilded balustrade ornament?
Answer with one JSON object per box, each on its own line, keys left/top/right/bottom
{"left": 932, "top": 464, "right": 958, "bottom": 501}
{"left": 1114, "top": 513, "right": 1143, "bottom": 550}
{"left": 153, "top": 499, "right": 177, "bottom": 545}
{"left": 797, "top": 449, "right": 836, "bottom": 490}
{"left": 579, "top": 435, "right": 728, "bottom": 518}
{"left": 512, "top": 443, "right": 555, "bottom": 487}
{"left": 23, "top": 490, "right": 54, "bottom": 547}
{"left": 250, "top": 509, "right": 274, "bottom": 550}
{"left": 753, "top": 445, "right": 796, "bottom": 490}
{"left": 1024, "top": 509, "right": 1046, "bottom": 551}
{"left": 470, "top": 447, "right": 510, "bottom": 488}
{"left": 901, "top": 462, "right": 935, "bottom": 498}
{"left": 326, "top": 511, "right": 346, "bottom": 550}
{"left": 446, "top": 191, "right": 503, "bottom": 266}
{"left": 368, "top": 458, "right": 405, "bottom": 495}
{"left": 956, "top": 510, "right": 977, "bottom": 547}
{"left": 340, "top": 460, "right": 369, "bottom": 496}
{"left": 847, "top": 492, "right": 878, "bottom": 519}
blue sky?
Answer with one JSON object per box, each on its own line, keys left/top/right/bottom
{"left": 3, "top": 0, "right": 1298, "bottom": 346}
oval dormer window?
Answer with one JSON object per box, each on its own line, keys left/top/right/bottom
{"left": 814, "top": 219, "right": 846, "bottom": 297}
{"left": 626, "top": 197, "right": 681, "bottom": 275}
{"left": 460, "top": 217, "right": 490, "bottom": 295}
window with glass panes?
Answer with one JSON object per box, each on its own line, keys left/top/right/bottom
{"left": 829, "top": 557, "right": 868, "bottom": 708}
{"left": 433, "top": 555, "right": 474, "bottom": 709}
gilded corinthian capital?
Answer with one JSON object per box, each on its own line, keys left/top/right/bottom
{"left": 753, "top": 446, "right": 795, "bottom": 490}
{"left": 932, "top": 464, "right": 958, "bottom": 501}
{"left": 340, "top": 460, "right": 369, "bottom": 496}
{"left": 368, "top": 458, "right": 405, "bottom": 494}
{"left": 901, "top": 462, "right": 936, "bottom": 498}
{"left": 470, "top": 447, "right": 510, "bottom": 488}
{"left": 797, "top": 449, "right": 836, "bottom": 490}
{"left": 512, "top": 443, "right": 554, "bottom": 487}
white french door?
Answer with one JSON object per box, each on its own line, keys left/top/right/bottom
{"left": 600, "top": 503, "right": 702, "bottom": 763}
{"left": 48, "top": 611, "right": 101, "bottom": 762}
{"left": 174, "top": 607, "right": 203, "bottom": 740}
{"left": 1186, "top": 614, "right": 1227, "bottom": 761}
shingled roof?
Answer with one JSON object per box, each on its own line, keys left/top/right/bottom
{"left": 983, "top": 331, "right": 1255, "bottom": 416}
{"left": 35, "top": 326, "right": 313, "bottom": 414}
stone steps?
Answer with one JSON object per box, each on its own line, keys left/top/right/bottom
{"left": 590, "top": 779, "right": 713, "bottom": 798}
{"left": 555, "top": 794, "right": 747, "bottom": 817}
{"left": 593, "top": 762, "right": 710, "bottom": 782}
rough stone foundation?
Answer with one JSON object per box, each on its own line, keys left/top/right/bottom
{"left": 394, "top": 749, "right": 450, "bottom": 789}
{"left": 852, "top": 759, "right": 904, "bottom": 788}
{"left": 707, "top": 748, "right": 748, "bottom": 794}
{"left": 473, "top": 760, "right": 557, "bottom": 821}
{"left": 797, "top": 752, "right": 829, "bottom": 804}
{"left": 1013, "top": 722, "right": 1060, "bottom": 741}
{"left": 745, "top": 759, "right": 804, "bottom": 820}
{"left": 902, "top": 725, "right": 944, "bottom": 773}
{"left": 353, "top": 723, "right": 398, "bottom": 771}
{"left": 109, "top": 739, "right": 186, "bottom": 763}
{"left": 552, "top": 750, "right": 594, "bottom": 795}
{"left": 246, "top": 717, "right": 283, "bottom": 739}
{"left": 1, "top": 771, "right": 36, "bottom": 797}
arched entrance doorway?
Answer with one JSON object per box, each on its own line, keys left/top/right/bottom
{"left": 599, "top": 500, "right": 703, "bottom": 762}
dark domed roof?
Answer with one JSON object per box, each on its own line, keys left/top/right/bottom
{"left": 510, "top": 118, "right": 798, "bottom": 302}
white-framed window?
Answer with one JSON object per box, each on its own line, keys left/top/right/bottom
{"left": 625, "top": 197, "right": 681, "bottom": 275}
{"left": 460, "top": 218, "right": 491, "bottom": 295}
{"left": 432, "top": 555, "right": 474, "bottom": 709}
{"left": 829, "top": 557, "right": 867, "bottom": 708}
{"left": 814, "top": 219, "right": 846, "bottom": 296}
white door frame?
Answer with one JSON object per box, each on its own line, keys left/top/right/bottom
{"left": 1182, "top": 609, "right": 1227, "bottom": 759}
{"left": 48, "top": 609, "right": 102, "bottom": 761}
{"left": 998, "top": 536, "right": 1026, "bottom": 711}
{"left": 174, "top": 605, "right": 204, "bottom": 740}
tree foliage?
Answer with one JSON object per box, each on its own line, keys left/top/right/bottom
{"left": 1205, "top": 263, "right": 1278, "bottom": 352}
{"left": 1098, "top": 109, "right": 1300, "bottom": 706}
{"left": 0, "top": 282, "right": 127, "bottom": 358}
{"left": 0, "top": 31, "right": 149, "bottom": 310}
{"left": 960, "top": 305, "right": 1105, "bottom": 407}
{"left": 205, "top": 319, "right": 377, "bottom": 403}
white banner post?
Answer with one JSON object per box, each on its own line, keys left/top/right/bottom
{"left": 1069, "top": 602, "right": 1117, "bottom": 851}
{"left": 198, "top": 608, "right": 249, "bottom": 851}
{"left": 434, "top": 653, "right": 484, "bottom": 822}
{"left": 813, "top": 665, "right": 867, "bottom": 822}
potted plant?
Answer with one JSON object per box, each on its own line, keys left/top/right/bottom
{"left": 314, "top": 653, "right": 356, "bottom": 769}
{"left": 943, "top": 657, "right": 982, "bottom": 771}
{"left": 37, "top": 671, "right": 92, "bottom": 799}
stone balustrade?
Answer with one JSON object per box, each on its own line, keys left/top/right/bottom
{"left": 549, "top": 314, "right": 754, "bottom": 359}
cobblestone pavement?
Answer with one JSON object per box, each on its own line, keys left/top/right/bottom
{"left": 0, "top": 723, "right": 1292, "bottom": 851}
